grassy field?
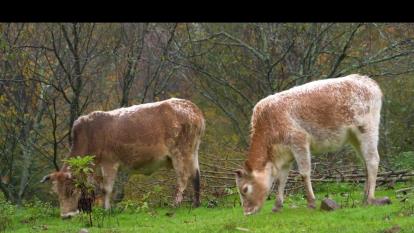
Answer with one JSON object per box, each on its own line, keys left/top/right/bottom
{"left": 3, "top": 183, "right": 414, "bottom": 233}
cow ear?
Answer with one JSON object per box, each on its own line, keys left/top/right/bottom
{"left": 235, "top": 169, "right": 245, "bottom": 178}
{"left": 242, "top": 185, "right": 249, "bottom": 194}
{"left": 40, "top": 174, "right": 51, "bottom": 183}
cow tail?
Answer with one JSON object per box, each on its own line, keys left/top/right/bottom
{"left": 192, "top": 116, "right": 204, "bottom": 207}
{"left": 193, "top": 167, "right": 201, "bottom": 207}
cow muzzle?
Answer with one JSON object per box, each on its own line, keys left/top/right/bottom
{"left": 244, "top": 206, "right": 260, "bottom": 216}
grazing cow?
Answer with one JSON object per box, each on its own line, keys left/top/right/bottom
{"left": 235, "top": 74, "right": 387, "bottom": 215}
{"left": 41, "top": 98, "right": 204, "bottom": 218}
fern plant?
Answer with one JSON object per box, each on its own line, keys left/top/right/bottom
{"left": 63, "top": 155, "right": 96, "bottom": 226}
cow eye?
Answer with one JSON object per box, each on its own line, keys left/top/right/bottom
{"left": 242, "top": 186, "right": 249, "bottom": 194}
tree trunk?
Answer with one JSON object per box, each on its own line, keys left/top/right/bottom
{"left": 16, "top": 84, "right": 49, "bottom": 204}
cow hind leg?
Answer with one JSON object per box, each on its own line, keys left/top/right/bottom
{"left": 364, "top": 147, "right": 381, "bottom": 205}
{"left": 173, "top": 165, "right": 199, "bottom": 207}
{"left": 170, "top": 152, "right": 192, "bottom": 207}
{"left": 173, "top": 170, "right": 190, "bottom": 207}
{"left": 349, "top": 128, "right": 388, "bottom": 205}
{"left": 170, "top": 137, "right": 201, "bottom": 208}
{"left": 112, "top": 168, "right": 129, "bottom": 203}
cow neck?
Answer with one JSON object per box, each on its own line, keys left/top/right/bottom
{"left": 245, "top": 130, "right": 269, "bottom": 172}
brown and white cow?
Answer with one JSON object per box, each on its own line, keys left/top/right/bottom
{"left": 235, "top": 74, "right": 388, "bottom": 215}
{"left": 41, "top": 98, "right": 205, "bottom": 218}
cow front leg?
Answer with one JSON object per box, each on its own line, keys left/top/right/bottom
{"left": 302, "top": 172, "right": 316, "bottom": 209}
{"left": 272, "top": 162, "right": 292, "bottom": 212}
{"left": 101, "top": 163, "right": 119, "bottom": 210}
{"left": 293, "top": 146, "right": 316, "bottom": 209}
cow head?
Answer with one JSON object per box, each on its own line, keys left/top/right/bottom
{"left": 235, "top": 163, "right": 274, "bottom": 216}
{"left": 40, "top": 171, "right": 81, "bottom": 219}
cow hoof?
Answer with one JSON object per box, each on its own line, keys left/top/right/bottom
{"left": 307, "top": 203, "right": 317, "bottom": 209}
{"left": 272, "top": 206, "right": 282, "bottom": 213}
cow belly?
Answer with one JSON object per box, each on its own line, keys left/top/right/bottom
{"left": 131, "top": 157, "right": 171, "bottom": 175}
{"left": 310, "top": 139, "right": 345, "bottom": 154}
{"left": 115, "top": 143, "right": 171, "bottom": 175}
{"left": 309, "top": 128, "right": 349, "bottom": 154}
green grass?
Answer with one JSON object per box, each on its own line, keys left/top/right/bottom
{"left": 4, "top": 183, "right": 414, "bottom": 233}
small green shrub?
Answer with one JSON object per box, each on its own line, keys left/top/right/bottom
{"left": 0, "top": 198, "right": 16, "bottom": 216}
{"left": 0, "top": 215, "right": 12, "bottom": 233}
{"left": 116, "top": 191, "right": 161, "bottom": 215}
{"left": 117, "top": 199, "right": 141, "bottom": 213}
{"left": 63, "top": 155, "right": 96, "bottom": 192}
{"left": 23, "top": 198, "right": 56, "bottom": 219}
{"left": 0, "top": 199, "right": 15, "bottom": 232}
{"left": 391, "top": 151, "right": 414, "bottom": 170}
{"left": 91, "top": 207, "right": 120, "bottom": 228}
{"left": 63, "top": 155, "right": 96, "bottom": 226}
